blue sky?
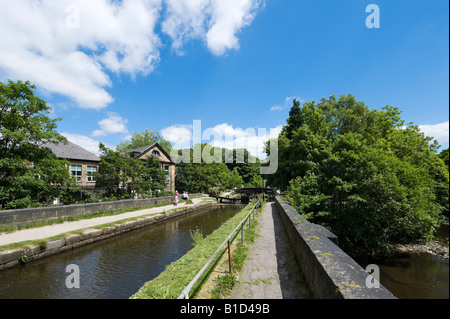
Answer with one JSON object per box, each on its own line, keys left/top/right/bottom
{"left": 0, "top": 0, "right": 448, "bottom": 158}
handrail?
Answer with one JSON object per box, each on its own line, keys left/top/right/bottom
{"left": 177, "top": 199, "right": 260, "bottom": 299}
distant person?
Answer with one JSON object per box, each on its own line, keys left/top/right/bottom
{"left": 174, "top": 191, "right": 178, "bottom": 206}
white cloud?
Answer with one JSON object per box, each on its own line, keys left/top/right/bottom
{"left": 269, "top": 96, "right": 303, "bottom": 112}
{"left": 0, "top": 0, "right": 262, "bottom": 110}
{"left": 162, "top": 0, "right": 210, "bottom": 54}
{"left": 205, "top": 123, "right": 282, "bottom": 159}
{"left": 62, "top": 133, "right": 113, "bottom": 156}
{"left": 206, "top": 0, "right": 261, "bottom": 56}
{"left": 418, "top": 121, "right": 449, "bottom": 145}
{"left": 92, "top": 112, "right": 129, "bottom": 137}
{"left": 270, "top": 105, "right": 283, "bottom": 111}
{"left": 161, "top": 124, "right": 193, "bottom": 149}
{"left": 0, "top": 0, "right": 161, "bottom": 110}
{"left": 162, "top": 0, "right": 262, "bottom": 55}
{"left": 162, "top": 122, "right": 281, "bottom": 159}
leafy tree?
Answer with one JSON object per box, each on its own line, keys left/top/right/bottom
{"left": 144, "top": 156, "right": 167, "bottom": 196}
{"left": 284, "top": 98, "right": 303, "bottom": 139}
{"left": 273, "top": 94, "right": 448, "bottom": 254}
{"left": 175, "top": 162, "right": 194, "bottom": 193}
{"left": 228, "top": 168, "right": 244, "bottom": 189}
{"left": 439, "top": 148, "right": 449, "bottom": 168}
{"left": 96, "top": 143, "right": 167, "bottom": 199}
{"left": 0, "top": 80, "right": 72, "bottom": 208}
{"left": 116, "top": 129, "right": 173, "bottom": 154}
{"left": 223, "top": 148, "right": 261, "bottom": 185}
{"left": 174, "top": 144, "right": 254, "bottom": 194}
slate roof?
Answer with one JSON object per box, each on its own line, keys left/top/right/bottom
{"left": 41, "top": 141, "right": 100, "bottom": 162}
{"left": 126, "top": 143, "right": 174, "bottom": 163}
{"left": 128, "top": 144, "right": 157, "bottom": 155}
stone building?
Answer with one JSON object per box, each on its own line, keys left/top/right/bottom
{"left": 42, "top": 141, "right": 176, "bottom": 193}
{"left": 42, "top": 140, "right": 101, "bottom": 189}
{"left": 124, "top": 143, "right": 176, "bottom": 192}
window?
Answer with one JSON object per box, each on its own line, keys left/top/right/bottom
{"left": 87, "top": 166, "right": 97, "bottom": 182}
{"left": 71, "top": 165, "right": 82, "bottom": 182}
{"left": 165, "top": 165, "right": 170, "bottom": 181}
{"left": 152, "top": 150, "right": 160, "bottom": 156}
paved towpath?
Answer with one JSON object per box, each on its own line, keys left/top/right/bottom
{"left": 231, "top": 202, "right": 310, "bottom": 299}
{"left": 0, "top": 198, "right": 205, "bottom": 247}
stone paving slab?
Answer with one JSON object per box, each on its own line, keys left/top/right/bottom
{"left": 231, "top": 202, "right": 310, "bottom": 299}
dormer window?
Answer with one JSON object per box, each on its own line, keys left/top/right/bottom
{"left": 152, "top": 150, "right": 160, "bottom": 156}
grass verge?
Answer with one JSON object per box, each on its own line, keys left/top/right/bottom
{"left": 130, "top": 200, "right": 261, "bottom": 299}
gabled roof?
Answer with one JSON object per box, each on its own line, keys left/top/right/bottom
{"left": 41, "top": 140, "right": 100, "bottom": 162}
{"left": 126, "top": 143, "right": 174, "bottom": 163}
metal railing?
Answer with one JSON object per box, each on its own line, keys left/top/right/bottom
{"left": 177, "top": 199, "right": 261, "bottom": 299}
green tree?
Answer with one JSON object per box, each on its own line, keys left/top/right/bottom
{"left": 0, "top": 80, "right": 72, "bottom": 208}
{"left": 274, "top": 94, "right": 448, "bottom": 254}
{"left": 95, "top": 143, "right": 128, "bottom": 197}
{"left": 96, "top": 143, "right": 167, "bottom": 199}
{"left": 174, "top": 144, "right": 245, "bottom": 194}
{"left": 223, "top": 148, "right": 261, "bottom": 185}
{"left": 439, "top": 148, "right": 449, "bottom": 168}
{"left": 116, "top": 129, "right": 173, "bottom": 154}
{"left": 228, "top": 168, "right": 244, "bottom": 189}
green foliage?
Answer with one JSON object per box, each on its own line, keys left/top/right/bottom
{"left": 274, "top": 94, "right": 449, "bottom": 254}
{"left": 174, "top": 144, "right": 259, "bottom": 194}
{"left": 116, "top": 129, "right": 173, "bottom": 154}
{"left": 95, "top": 143, "right": 166, "bottom": 199}
{"left": 131, "top": 202, "right": 257, "bottom": 299}
{"left": 439, "top": 148, "right": 449, "bottom": 168}
{"left": 0, "top": 80, "right": 73, "bottom": 209}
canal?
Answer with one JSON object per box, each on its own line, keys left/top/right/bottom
{"left": 0, "top": 204, "right": 243, "bottom": 299}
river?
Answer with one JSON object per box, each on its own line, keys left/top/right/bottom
{"left": 355, "top": 225, "right": 449, "bottom": 299}
{"left": 0, "top": 204, "right": 243, "bottom": 299}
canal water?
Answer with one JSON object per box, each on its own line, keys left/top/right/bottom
{"left": 356, "top": 226, "right": 449, "bottom": 299}
{"left": 0, "top": 204, "right": 243, "bottom": 299}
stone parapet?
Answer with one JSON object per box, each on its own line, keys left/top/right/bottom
{"left": 274, "top": 196, "right": 396, "bottom": 299}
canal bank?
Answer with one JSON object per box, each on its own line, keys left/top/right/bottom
{"left": 131, "top": 201, "right": 258, "bottom": 299}
{"left": 0, "top": 204, "right": 244, "bottom": 299}
{"left": 0, "top": 197, "right": 216, "bottom": 271}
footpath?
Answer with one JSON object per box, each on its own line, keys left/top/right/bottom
{"left": 0, "top": 197, "right": 205, "bottom": 247}
{"left": 231, "top": 202, "right": 310, "bottom": 299}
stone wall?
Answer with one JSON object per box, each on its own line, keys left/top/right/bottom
{"left": 0, "top": 194, "right": 203, "bottom": 228}
{"left": 274, "top": 196, "right": 396, "bottom": 299}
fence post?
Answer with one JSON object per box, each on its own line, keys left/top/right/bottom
{"left": 241, "top": 223, "right": 244, "bottom": 244}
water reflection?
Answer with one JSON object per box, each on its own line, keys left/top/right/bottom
{"left": 356, "top": 226, "right": 449, "bottom": 299}
{"left": 0, "top": 205, "right": 243, "bottom": 299}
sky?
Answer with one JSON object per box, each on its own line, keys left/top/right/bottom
{"left": 0, "top": 0, "right": 448, "bottom": 159}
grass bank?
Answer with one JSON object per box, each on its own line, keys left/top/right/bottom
{"left": 131, "top": 200, "right": 261, "bottom": 299}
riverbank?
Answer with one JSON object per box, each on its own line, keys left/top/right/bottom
{"left": 394, "top": 240, "right": 448, "bottom": 259}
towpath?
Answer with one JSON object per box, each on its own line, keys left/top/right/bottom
{"left": 231, "top": 202, "right": 311, "bottom": 299}
{"left": 0, "top": 197, "right": 206, "bottom": 247}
